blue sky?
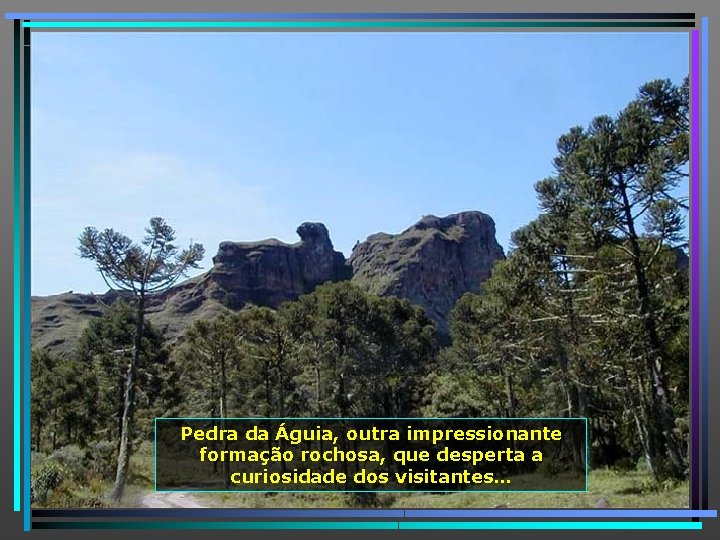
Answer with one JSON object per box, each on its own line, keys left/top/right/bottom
{"left": 31, "top": 32, "right": 689, "bottom": 296}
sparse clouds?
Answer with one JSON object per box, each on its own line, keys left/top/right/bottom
{"left": 30, "top": 32, "right": 688, "bottom": 295}
{"left": 32, "top": 138, "right": 274, "bottom": 295}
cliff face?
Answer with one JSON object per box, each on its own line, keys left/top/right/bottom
{"left": 31, "top": 212, "right": 504, "bottom": 353}
{"left": 348, "top": 211, "right": 505, "bottom": 330}
{"left": 206, "top": 222, "right": 349, "bottom": 309}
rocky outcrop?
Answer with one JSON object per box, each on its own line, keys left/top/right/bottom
{"left": 205, "top": 222, "right": 349, "bottom": 309}
{"left": 31, "top": 223, "right": 350, "bottom": 354}
{"left": 31, "top": 213, "right": 504, "bottom": 353}
{"left": 348, "top": 211, "right": 505, "bottom": 331}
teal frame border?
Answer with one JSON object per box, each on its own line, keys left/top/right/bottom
{"left": 32, "top": 520, "right": 703, "bottom": 530}
{"left": 21, "top": 24, "right": 32, "bottom": 532}
{"left": 12, "top": 19, "right": 21, "bottom": 514}
{"left": 154, "top": 417, "right": 589, "bottom": 493}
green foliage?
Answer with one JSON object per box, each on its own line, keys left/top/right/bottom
{"left": 434, "top": 78, "right": 689, "bottom": 482}
{"left": 31, "top": 461, "right": 65, "bottom": 505}
{"left": 282, "top": 282, "right": 437, "bottom": 418}
{"left": 78, "top": 217, "right": 205, "bottom": 502}
{"left": 78, "top": 217, "right": 205, "bottom": 294}
{"left": 346, "top": 491, "right": 380, "bottom": 508}
{"left": 75, "top": 301, "right": 179, "bottom": 441}
{"left": 31, "top": 454, "right": 110, "bottom": 508}
{"left": 31, "top": 349, "right": 99, "bottom": 453}
{"left": 175, "top": 282, "right": 438, "bottom": 420}
{"left": 87, "top": 440, "right": 117, "bottom": 480}
{"left": 30, "top": 80, "right": 690, "bottom": 505}
{"left": 48, "top": 445, "right": 87, "bottom": 480}
{"left": 420, "top": 370, "right": 489, "bottom": 418}
{"left": 175, "top": 310, "right": 244, "bottom": 418}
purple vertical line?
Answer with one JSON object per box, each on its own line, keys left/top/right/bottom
{"left": 700, "top": 16, "right": 709, "bottom": 510}
{"left": 690, "top": 29, "right": 700, "bottom": 510}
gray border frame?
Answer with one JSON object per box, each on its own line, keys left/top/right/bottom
{"left": 1, "top": 1, "right": 716, "bottom": 539}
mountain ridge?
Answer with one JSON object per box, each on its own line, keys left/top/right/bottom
{"left": 31, "top": 211, "right": 505, "bottom": 354}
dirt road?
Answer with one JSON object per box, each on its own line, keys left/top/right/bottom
{"left": 141, "top": 491, "right": 205, "bottom": 508}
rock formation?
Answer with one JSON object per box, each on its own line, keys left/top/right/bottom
{"left": 202, "top": 222, "right": 349, "bottom": 309}
{"left": 31, "top": 212, "right": 505, "bottom": 353}
{"left": 349, "top": 211, "right": 505, "bottom": 331}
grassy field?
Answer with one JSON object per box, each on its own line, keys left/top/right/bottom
{"left": 33, "top": 441, "right": 688, "bottom": 509}
{"left": 132, "top": 444, "right": 688, "bottom": 508}
{"left": 190, "top": 468, "right": 688, "bottom": 509}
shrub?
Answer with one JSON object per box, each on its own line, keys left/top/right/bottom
{"left": 31, "top": 462, "right": 65, "bottom": 505}
{"left": 346, "top": 491, "right": 379, "bottom": 507}
{"left": 49, "top": 445, "right": 87, "bottom": 481}
{"left": 611, "top": 457, "right": 636, "bottom": 472}
{"left": 536, "top": 459, "right": 564, "bottom": 478}
{"left": 88, "top": 440, "right": 116, "bottom": 480}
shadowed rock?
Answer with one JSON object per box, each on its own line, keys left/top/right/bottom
{"left": 32, "top": 213, "right": 505, "bottom": 352}
{"left": 206, "top": 222, "right": 349, "bottom": 309}
{"left": 348, "top": 211, "right": 505, "bottom": 332}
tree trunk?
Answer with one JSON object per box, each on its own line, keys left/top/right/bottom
{"left": 499, "top": 354, "right": 517, "bottom": 418}
{"left": 116, "top": 382, "right": 125, "bottom": 445}
{"left": 35, "top": 421, "right": 42, "bottom": 453}
{"left": 277, "top": 346, "right": 286, "bottom": 417}
{"left": 315, "top": 361, "right": 322, "bottom": 416}
{"left": 220, "top": 352, "right": 230, "bottom": 488}
{"left": 110, "top": 294, "right": 145, "bottom": 502}
{"left": 264, "top": 366, "right": 272, "bottom": 416}
{"left": 560, "top": 258, "right": 588, "bottom": 472}
{"left": 52, "top": 409, "right": 57, "bottom": 450}
{"left": 618, "top": 180, "right": 685, "bottom": 479}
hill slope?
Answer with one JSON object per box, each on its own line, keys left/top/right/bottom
{"left": 31, "top": 212, "right": 505, "bottom": 354}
